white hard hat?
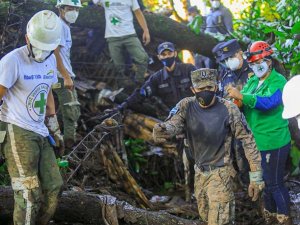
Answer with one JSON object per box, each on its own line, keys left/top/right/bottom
{"left": 26, "top": 10, "right": 62, "bottom": 51}
{"left": 56, "top": 0, "right": 82, "bottom": 8}
{"left": 282, "top": 75, "right": 300, "bottom": 119}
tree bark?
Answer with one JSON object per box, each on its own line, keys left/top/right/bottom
{"left": 0, "top": 186, "right": 205, "bottom": 225}
{"left": 0, "top": 0, "right": 217, "bottom": 57}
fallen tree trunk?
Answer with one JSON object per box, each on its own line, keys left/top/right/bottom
{"left": 0, "top": 0, "right": 217, "bottom": 57}
{"left": 0, "top": 186, "right": 205, "bottom": 225}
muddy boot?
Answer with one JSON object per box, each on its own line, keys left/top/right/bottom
{"left": 263, "top": 209, "right": 278, "bottom": 225}
{"left": 277, "top": 214, "right": 293, "bottom": 225}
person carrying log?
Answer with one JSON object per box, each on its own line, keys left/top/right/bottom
{"left": 0, "top": 10, "right": 63, "bottom": 225}
{"left": 53, "top": 0, "right": 82, "bottom": 150}
{"left": 92, "top": 0, "right": 150, "bottom": 87}
{"left": 153, "top": 68, "right": 263, "bottom": 225}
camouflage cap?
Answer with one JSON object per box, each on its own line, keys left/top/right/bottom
{"left": 191, "top": 68, "right": 218, "bottom": 88}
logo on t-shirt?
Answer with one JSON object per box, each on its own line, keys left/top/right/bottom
{"left": 110, "top": 15, "right": 121, "bottom": 25}
{"left": 26, "top": 83, "right": 49, "bottom": 123}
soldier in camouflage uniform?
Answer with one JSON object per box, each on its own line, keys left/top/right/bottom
{"left": 212, "top": 39, "right": 254, "bottom": 186}
{"left": 153, "top": 68, "right": 264, "bottom": 225}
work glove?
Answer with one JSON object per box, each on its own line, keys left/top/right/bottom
{"left": 248, "top": 170, "right": 265, "bottom": 201}
{"left": 153, "top": 123, "right": 172, "bottom": 144}
{"left": 45, "top": 114, "right": 65, "bottom": 157}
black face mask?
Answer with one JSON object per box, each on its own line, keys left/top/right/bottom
{"left": 195, "top": 90, "right": 216, "bottom": 106}
{"left": 161, "top": 56, "right": 175, "bottom": 68}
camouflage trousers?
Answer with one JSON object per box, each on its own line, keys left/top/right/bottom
{"left": 53, "top": 77, "right": 81, "bottom": 148}
{"left": 194, "top": 165, "right": 236, "bottom": 225}
{"left": 0, "top": 122, "right": 63, "bottom": 225}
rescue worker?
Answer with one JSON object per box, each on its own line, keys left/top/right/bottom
{"left": 92, "top": 0, "right": 150, "bottom": 86}
{"left": 187, "top": 6, "right": 214, "bottom": 70}
{"left": 212, "top": 39, "right": 254, "bottom": 186}
{"left": 205, "top": 0, "right": 233, "bottom": 40}
{"left": 117, "top": 42, "right": 196, "bottom": 112}
{"left": 116, "top": 41, "right": 196, "bottom": 201}
{"left": 54, "top": 0, "right": 82, "bottom": 150}
{"left": 282, "top": 75, "right": 300, "bottom": 128}
{"left": 213, "top": 39, "right": 253, "bottom": 98}
{"left": 227, "top": 41, "right": 292, "bottom": 225}
{"left": 0, "top": 10, "right": 63, "bottom": 225}
{"left": 187, "top": 6, "right": 204, "bottom": 35}
{"left": 153, "top": 68, "right": 263, "bottom": 225}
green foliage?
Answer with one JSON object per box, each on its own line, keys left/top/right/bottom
{"left": 0, "top": 163, "right": 11, "bottom": 186}
{"left": 124, "top": 138, "right": 148, "bottom": 173}
{"left": 163, "top": 181, "right": 174, "bottom": 191}
{"left": 233, "top": 0, "right": 300, "bottom": 76}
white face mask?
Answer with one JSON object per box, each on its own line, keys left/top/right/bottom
{"left": 32, "top": 46, "right": 52, "bottom": 63}
{"left": 188, "top": 16, "right": 194, "bottom": 23}
{"left": 211, "top": 1, "right": 220, "bottom": 8}
{"left": 65, "top": 10, "right": 79, "bottom": 24}
{"left": 250, "top": 61, "right": 269, "bottom": 78}
{"left": 225, "top": 57, "right": 240, "bottom": 71}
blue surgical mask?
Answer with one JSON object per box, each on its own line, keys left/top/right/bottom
{"left": 161, "top": 56, "right": 175, "bottom": 68}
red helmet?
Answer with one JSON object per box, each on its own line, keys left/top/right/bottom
{"left": 246, "top": 41, "right": 273, "bottom": 63}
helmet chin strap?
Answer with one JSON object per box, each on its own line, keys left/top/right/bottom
{"left": 27, "top": 43, "right": 54, "bottom": 63}
{"left": 27, "top": 43, "right": 34, "bottom": 58}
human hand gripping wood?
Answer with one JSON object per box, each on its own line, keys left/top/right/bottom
{"left": 153, "top": 123, "right": 171, "bottom": 143}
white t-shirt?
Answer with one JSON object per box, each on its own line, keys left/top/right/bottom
{"left": 99, "top": 0, "right": 140, "bottom": 38}
{"left": 0, "top": 46, "right": 58, "bottom": 137}
{"left": 58, "top": 18, "right": 75, "bottom": 78}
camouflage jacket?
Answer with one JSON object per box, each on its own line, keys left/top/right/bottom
{"left": 163, "top": 96, "right": 261, "bottom": 171}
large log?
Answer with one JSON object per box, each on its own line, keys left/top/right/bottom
{"left": 0, "top": 0, "right": 217, "bottom": 57}
{"left": 0, "top": 186, "right": 205, "bottom": 225}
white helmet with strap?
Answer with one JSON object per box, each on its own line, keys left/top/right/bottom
{"left": 26, "top": 10, "right": 62, "bottom": 51}
{"left": 56, "top": 0, "right": 82, "bottom": 8}
{"left": 282, "top": 75, "right": 300, "bottom": 119}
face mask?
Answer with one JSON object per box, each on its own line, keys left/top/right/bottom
{"left": 161, "top": 56, "right": 175, "bottom": 68}
{"left": 195, "top": 90, "right": 216, "bottom": 107}
{"left": 65, "top": 10, "right": 79, "bottom": 24}
{"left": 188, "top": 16, "right": 194, "bottom": 23}
{"left": 225, "top": 57, "right": 240, "bottom": 71}
{"left": 211, "top": 1, "right": 220, "bottom": 8}
{"left": 250, "top": 61, "right": 269, "bottom": 78}
{"left": 31, "top": 46, "right": 52, "bottom": 63}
